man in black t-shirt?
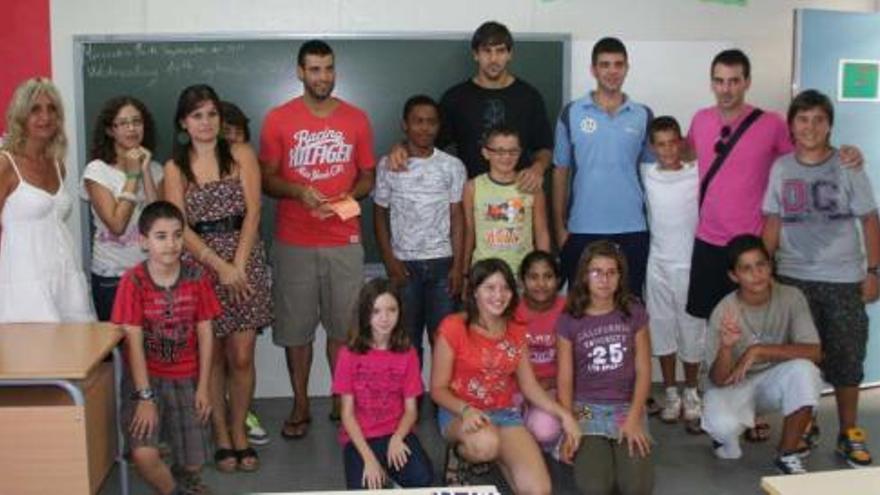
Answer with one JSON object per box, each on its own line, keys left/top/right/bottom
{"left": 439, "top": 21, "right": 553, "bottom": 187}
{"left": 389, "top": 21, "right": 553, "bottom": 192}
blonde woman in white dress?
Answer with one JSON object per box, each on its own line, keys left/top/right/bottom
{"left": 0, "top": 78, "right": 94, "bottom": 323}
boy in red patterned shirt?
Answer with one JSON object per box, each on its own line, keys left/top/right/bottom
{"left": 112, "top": 201, "right": 221, "bottom": 495}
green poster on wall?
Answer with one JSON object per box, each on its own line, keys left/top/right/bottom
{"left": 838, "top": 59, "right": 880, "bottom": 101}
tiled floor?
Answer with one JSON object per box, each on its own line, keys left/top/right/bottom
{"left": 100, "top": 387, "right": 880, "bottom": 494}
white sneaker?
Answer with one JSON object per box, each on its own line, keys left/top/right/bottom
{"left": 246, "top": 411, "right": 271, "bottom": 446}
{"left": 682, "top": 387, "right": 702, "bottom": 422}
{"left": 775, "top": 452, "right": 808, "bottom": 475}
{"left": 661, "top": 387, "right": 682, "bottom": 423}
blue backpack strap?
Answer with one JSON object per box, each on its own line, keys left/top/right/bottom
{"left": 642, "top": 104, "right": 654, "bottom": 136}
{"left": 637, "top": 103, "right": 654, "bottom": 191}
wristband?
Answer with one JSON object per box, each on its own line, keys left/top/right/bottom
{"left": 868, "top": 266, "right": 879, "bottom": 276}
{"left": 125, "top": 171, "right": 143, "bottom": 180}
{"left": 117, "top": 192, "right": 139, "bottom": 203}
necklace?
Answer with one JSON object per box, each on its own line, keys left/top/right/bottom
{"left": 737, "top": 290, "right": 773, "bottom": 343}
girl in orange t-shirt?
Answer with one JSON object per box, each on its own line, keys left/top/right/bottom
{"left": 430, "top": 257, "right": 580, "bottom": 489}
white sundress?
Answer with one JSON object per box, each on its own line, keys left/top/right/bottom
{"left": 0, "top": 151, "right": 95, "bottom": 323}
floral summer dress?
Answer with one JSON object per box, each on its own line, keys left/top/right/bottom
{"left": 184, "top": 176, "right": 272, "bottom": 336}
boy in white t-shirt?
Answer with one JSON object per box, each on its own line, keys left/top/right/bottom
{"left": 373, "top": 95, "right": 467, "bottom": 367}
{"left": 641, "top": 116, "right": 706, "bottom": 427}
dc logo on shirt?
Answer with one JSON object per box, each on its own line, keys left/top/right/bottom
{"left": 580, "top": 116, "right": 597, "bottom": 134}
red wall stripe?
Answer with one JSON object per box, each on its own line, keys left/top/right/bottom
{"left": 0, "top": 0, "right": 52, "bottom": 135}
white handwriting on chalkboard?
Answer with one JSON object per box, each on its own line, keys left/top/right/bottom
{"left": 84, "top": 42, "right": 256, "bottom": 83}
{"left": 86, "top": 63, "right": 160, "bottom": 82}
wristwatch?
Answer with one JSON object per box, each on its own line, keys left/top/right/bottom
{"left": 130, "top": 388, "right": 156, "bottom": 401}
{"left": 868, "top": 266, "right": 879, "bottom": 277}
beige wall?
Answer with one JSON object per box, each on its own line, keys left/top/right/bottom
{"left": 50, "top": 0, "right": 876, "bottom": 396}
{"left": 51, "top": 0, "right": 875, "bottom": 253}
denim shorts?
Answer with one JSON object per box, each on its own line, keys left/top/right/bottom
{"left": 437, "top": 406, "right": 523, "bottom": 438}
{"left": 574, "top": 401, "right": 650, "bottom": 440}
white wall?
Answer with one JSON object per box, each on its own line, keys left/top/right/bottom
{"left": 50, "top": 0, "right": 876, "bottom": 397}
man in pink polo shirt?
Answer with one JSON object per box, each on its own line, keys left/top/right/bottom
{"left": 260, "top": 39, "right": 376, "bottom": 439}
{"left": 685, "top": 49, "right": 859, "bottom": 320}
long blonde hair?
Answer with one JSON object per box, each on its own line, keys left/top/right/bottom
{"left": 2, "top": 78, "right": 67, "bottom": 161}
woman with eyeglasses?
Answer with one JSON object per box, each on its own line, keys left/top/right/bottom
{"left": 82, "top": 96, "right": 163, "bottom": 320}
{"left": 0, "top": 78, "right": 94, "bottom": 322}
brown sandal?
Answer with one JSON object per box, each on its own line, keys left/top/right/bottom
{"left": 743, "top": 422, "right": 771, "bottom": 442}
{"left": 235, "top": 447, "right": 260, "bottom": 472}
{"left": 213, "top": 448, "right": 237, "bottom": 473}
{"left": 280, "top": 417, "right": 311, "bottom": 439}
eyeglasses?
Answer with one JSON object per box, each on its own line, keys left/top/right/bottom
{"left": 714, "top": 125, "right": 732, "bottom": 154}
{"left": 485, "top": 146, "right": 522, "bottom": 157}
{"left": 588, "top": 268, "right": 620, "bottom": 280}
{"left": 113, "top": 118, "right": 144, "bottom": 129}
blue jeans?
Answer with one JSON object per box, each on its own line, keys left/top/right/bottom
{"left": 342, "top": 432, "right": 433, "bottom": 489}
{"left": 401, "top": 257, "right": 457, "bottom": 368}
{"left": 574, "top": 401, "right": 650, "bottom": 440}
{"left": 437, "top": 406, "right": 524, "bottom": 438}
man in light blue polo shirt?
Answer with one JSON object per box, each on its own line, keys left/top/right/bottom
{"left": 552, "top": 37, "right": 653, "bottom": 297}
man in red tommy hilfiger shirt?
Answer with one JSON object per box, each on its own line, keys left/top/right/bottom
{"left": 259, "top": 39, "right": 375, "bottom": 439}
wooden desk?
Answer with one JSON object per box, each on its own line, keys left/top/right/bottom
{"left": 761, "top": 466, "right": 880, "bottom": 494}
{"left": 0, "top": 322, "right": 128, "bottom": 495}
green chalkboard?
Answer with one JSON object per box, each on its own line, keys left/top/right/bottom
{"left": 76, "top": 35, "right": 567, "bottom": 263}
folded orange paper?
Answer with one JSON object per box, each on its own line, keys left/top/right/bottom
{"left": 328, "top": 196, "right": 361, "bottom": 220}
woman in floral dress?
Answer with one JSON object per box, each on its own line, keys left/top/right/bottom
{"left": 164, "top": 84, "right": 272, "bottom": 473}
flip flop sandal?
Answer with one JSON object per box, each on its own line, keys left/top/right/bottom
{"left": 802, "top": 420, "right": 820, "bottom": 449}
{"left": 743, "top": 422, "right": 771, "bottom": 442}
{"left": 329, "top": 403, "right": 342, "bottom": 422}
{"left": 443, "top": 445, "right": 463, "bottom": 486}
{"left": 172, "top": 468, "right": 211, "bottom": 495}
{"left": 280, "top": 417, "right": 312, "bottom": 440}
{"left": 213, "top": 448, "right": 238, "bottom": 473}
{"left": 235, "top": 447, "right": 260, "bottom": 472}
{"left": 684, "top": 418, "right": 705, "bottom": 435}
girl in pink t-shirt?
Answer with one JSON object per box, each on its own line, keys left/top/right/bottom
{"left": 514, "top": 250, "right": 566, "bottom": 450}
{"left": 431, "top": 258, "right": 580, "bottom": 490}
{"left": 331, "top": 278, "right": 432, "bottom": 490}
{"left": 557, "top": 240, "right": 654, "bottom": 495}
